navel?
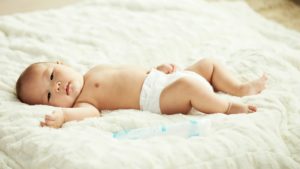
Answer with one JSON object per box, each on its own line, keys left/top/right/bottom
{"left": 94, "top": 83, "right": 99, "bottom": 88}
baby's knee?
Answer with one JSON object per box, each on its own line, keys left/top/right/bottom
{"left": 199, "top": 58, "right": 217, "bottom": 66}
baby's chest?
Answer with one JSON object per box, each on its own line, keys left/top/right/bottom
{"left": 75, "top": 78, "right": 121, "bottom": 108}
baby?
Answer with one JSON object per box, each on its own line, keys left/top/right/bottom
{"left": 16, "top": 58, "right": 267, "bottom": 128}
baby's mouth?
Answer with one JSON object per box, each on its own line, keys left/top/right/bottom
{"left": 66, "top": 82, "right": 70, "bottom": 95}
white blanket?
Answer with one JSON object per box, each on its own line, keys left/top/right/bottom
{"left": 0, "top": 0, "right": 300, "bottom": 168}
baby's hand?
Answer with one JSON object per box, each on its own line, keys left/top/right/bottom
{"left": 40, "top": 109, "right": 65, "bottom": 128}
{"left": 156, "top": 64, "right": 179, "bottom": 74}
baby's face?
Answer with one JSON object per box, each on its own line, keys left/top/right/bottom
{"left": 23, "top": 63, "right": 84, "bottom": 107}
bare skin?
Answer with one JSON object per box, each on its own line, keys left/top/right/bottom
{"left": 76, "top": 65, "right": 148, "bottom": 110}
{"left": 17, "top": 58, "right": 267, "bottom": 128}
{"left": 159, "top": 58, "right": 267, "bottom": 115}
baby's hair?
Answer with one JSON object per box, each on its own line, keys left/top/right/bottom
{"left": 16, "top": 62, "right": 47, "bottom": 103}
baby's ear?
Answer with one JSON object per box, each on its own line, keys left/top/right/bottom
{"left": 56, "top": 61, "right": 64, "bottom": 65}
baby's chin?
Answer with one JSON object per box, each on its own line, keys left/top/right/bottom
{"left": 69, "top": 80, "right": 83, "bottom": 98}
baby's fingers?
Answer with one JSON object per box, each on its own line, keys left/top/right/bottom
{"left": 40, "top": 119, "right": 53, "bottom": 127}
{"left": 40, "top": 121, "right": 46, "bottom": 127}
{"left": 45, "top": 114, "right": 55, "bottom": 121}
{"left": 45, "top": 120, "right": 57, "bottom": 128}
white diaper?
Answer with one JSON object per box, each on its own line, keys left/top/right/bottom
{"left": 139, "top": 69, "right": 213, "bottom": 114}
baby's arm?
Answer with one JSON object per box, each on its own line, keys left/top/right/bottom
{"left": 40, "top": 103, "right": 100, "bottom": 128}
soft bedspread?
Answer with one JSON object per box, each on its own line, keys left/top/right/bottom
{"left": 0, "top": 0, "right": 300, "bottom": 168}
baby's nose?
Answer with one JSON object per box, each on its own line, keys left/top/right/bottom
{"left": 55, "top": 81, "right": 61, "bottom": 92}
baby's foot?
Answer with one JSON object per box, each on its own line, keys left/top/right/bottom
{"left": 239, "top": 74, "right": 268, "bottom": 96}
{"left": 226, "top": 102, "right": 257, "bottom": 114}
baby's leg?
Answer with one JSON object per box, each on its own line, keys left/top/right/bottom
{"left": 185, "top": 58, "right": 267, "bottom": 97}
{"left": 160, "top": 77, "right": 256, "bottom": 115}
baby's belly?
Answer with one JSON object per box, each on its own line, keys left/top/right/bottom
{"left": 94, "top": 72, "right": 147, "bottom": 110}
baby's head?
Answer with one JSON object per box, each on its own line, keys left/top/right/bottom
{"left": 16, "top": 62, "right": 84, "bottom": 107}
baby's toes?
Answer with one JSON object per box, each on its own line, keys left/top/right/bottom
{"left": 248, "top": 105, "right": 257, "bottom": 113}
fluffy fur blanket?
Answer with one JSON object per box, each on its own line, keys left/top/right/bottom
{"left": 0, "top": 0, "right": 300, "bottom": 168}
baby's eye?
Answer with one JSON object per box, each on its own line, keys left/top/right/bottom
{"left": 50, "top": 72, "right": 54, "bottom": 80}
{"left": 47, "top": 92, "right": 51, "bottom": 101}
